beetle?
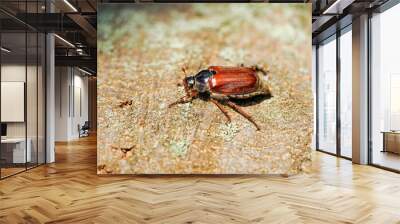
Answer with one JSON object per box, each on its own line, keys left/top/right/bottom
{"left": 169, "top": 65, "right": 271, "bottom": 130}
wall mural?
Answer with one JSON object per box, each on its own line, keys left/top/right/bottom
{"left": 97, "top": 3, "right": 312, "bottom": 174}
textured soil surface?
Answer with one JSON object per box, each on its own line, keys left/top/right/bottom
{"left": 97, "top": 3, "right": 312, "bottom": 174}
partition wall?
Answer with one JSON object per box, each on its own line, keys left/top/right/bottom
{"left": 0, "top": 1, "right": 46, "bottom": 179}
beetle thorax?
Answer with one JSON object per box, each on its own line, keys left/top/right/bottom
{"left": 193, "top": 70, "right": 213, "bottom": 93}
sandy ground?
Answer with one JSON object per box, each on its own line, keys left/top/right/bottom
{"left": 97, "top": 4, "right": 312, "bottom": 174}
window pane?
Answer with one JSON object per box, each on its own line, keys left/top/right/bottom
{"left": 340, "top": 28, "right": 352, "bottom": 158}
{"left": 27, "top": 30, "right": 38, "bottom": 169}
{"left": 312, "top": 45, "right": 317, "bottom": 150}
{"left": 1, "top": 31, "right": 27, "bottom": 177}
{"left": 318, "top": 37, "right": 337, "bottom": 154}
{"left": 371, "top": 4, "right": 400, "bottom": 171}
{"left": 38, "top": 33, "right": 46, "bottom": 165}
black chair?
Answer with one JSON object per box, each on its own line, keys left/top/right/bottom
{"left": 79, "top": 121, "right": 90, "bottom": 138}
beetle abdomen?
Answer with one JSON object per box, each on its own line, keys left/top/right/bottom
{"left": 207, "top": 66, "right": 271, "bottom": 99}
{"left": 208, "top": 66, "right": 258, "bottom": 95}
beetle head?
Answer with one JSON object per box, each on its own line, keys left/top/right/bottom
{"left": 181, "top": 67, "right": 194, "bottom": 90}
{"left": 184, "top": 76, "right": 195, "bottom": 89}
{"left": 182, "top": 76, "right": 195, "bottom": 96}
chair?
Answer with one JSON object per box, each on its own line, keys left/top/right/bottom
{"left": 79, "top": 121, "right": 90, "bottom": 138}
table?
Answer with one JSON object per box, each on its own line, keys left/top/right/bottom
{"left": 381, "top": 131, "right": 400, "bottom": 154}
{"left": 1, "top": 138, "right": 31, "bottom": 163}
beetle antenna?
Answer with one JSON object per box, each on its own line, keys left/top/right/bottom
{"left": 181, "top": 67, "right": 188, "bottom": 77}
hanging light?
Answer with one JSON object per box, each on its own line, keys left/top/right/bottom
{"left": 54, "top": 34, "right": 75, "bottom": 48}
{"left": 1, "top": 47, "right": 11, "bottom": 53}
{"left": 63, "top": 0, "right": 78, "bottom": 12}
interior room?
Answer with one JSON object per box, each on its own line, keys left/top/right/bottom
{"left": 0, "top": 9, "right": 46, "bottom": 177}
{"left": 0, "top": 0, "right": 400, "bottom": 223}
{"left": 0, "top": 0, "right": 96, "bottom": 178}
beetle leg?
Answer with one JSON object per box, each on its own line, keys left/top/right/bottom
{"left": 184, "top": 89, "right": 198, "bottom": 99}
{"left": 169, "top": 91, "right": 198, "bottom": 108}
{"left": 210, "top": 99, "right": 231, "bottom": 123}
{"left": 168, "top": 96, "right": 193, "bottom": 108}
{"left": 226, "top": 101, "right": 261, "bottom": 131}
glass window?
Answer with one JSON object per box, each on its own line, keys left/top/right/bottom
{"left": 339, "top": 27, "right": 352, "bottom": 158}
{"left": 317, "top": 36, "right": 337, "bottom": 154}
{"left": 26, "top": 0, "right": 41, "bottom": 170}
{"left": 1, "top": 30, "right": 28, "bottom": 177}
{"left": 312, "top": 45, "right": 317, "bottom": 150}
{"left": 38, "top": 32, "right": 46, "bottom": 165}
{"left": 371, "top": 3, "right": 400, "bottom": 171}
{"left": 0, "top": 2, "right": 46, "bottom": 179}
{"left": 27, "top": 30, "right": 38, "bottom": 169}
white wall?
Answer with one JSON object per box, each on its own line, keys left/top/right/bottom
{"left": 72, "top": 73, "right": 89, "bottom": 138}
{"left": 1, "top": 65, "right": 25, "bottom": 81}
{"left": 55, "top": 67, "right": 70, "bottom": 141}
{"left": 54, "top": 67, "right": 89, "bottom": 141}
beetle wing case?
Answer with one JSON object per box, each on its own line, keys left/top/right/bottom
{"left": 207, "top": 66, "right": 258, "bottom": 95}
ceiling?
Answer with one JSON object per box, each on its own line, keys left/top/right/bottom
{"left": 311, "top": 0, "right": 390, "bottom": 43}
{"left": 0, "top": 0, "right": 97, "bottom": 74}
{"left": 1, "top": 0, "right": 396, "bottom": 73}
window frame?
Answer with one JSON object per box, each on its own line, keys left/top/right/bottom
{"left": 315, "top": 23, "right": 353, "bottom": 160}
